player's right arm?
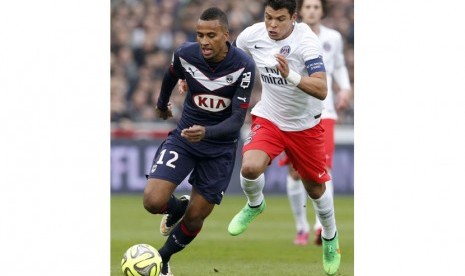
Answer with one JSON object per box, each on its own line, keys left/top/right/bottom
{"left": 156, "top": 51, "right": 183, "bottom": 120}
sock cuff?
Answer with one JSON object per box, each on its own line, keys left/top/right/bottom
{"left": 180, "top": 222, "right": 201, "bottom": 237}
{"left": 322, "top": 231, "right": 337, "bottom": 241}
{"left": 240, "top": 173, "right": 264, "bottom": 182}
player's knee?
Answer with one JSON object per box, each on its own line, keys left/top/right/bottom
{"left": 143, "top": 192, "right": 165, "bottom": 214}
{"left": 304, "top": 180, "right": 325, "bottom": 199}
{"left": 241, "top": 163, "right": 263, "bottom": 179}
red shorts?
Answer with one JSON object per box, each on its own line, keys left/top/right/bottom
{"left": 321, "top": 119, "right": 335, "bottom": 169}
{"left": 243, "top": 116, "right": 330, "bottom": 183}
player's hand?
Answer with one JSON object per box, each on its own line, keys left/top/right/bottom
{"left": 181, "top": 125, "right": 206, "bottom": 143}
{"left": 336, "top": 90, "right": 351, "bottom": 111}
{"left": 178, "top": 79, "right": 188, "bottom": 95}
{"left": 155, "top": 103, "right": 173, "bottom": 120}
{"left": 275, "top": 54, "right": 289, "bottom": 78}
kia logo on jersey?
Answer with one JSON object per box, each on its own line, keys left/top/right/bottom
{"left": 193, "top": 94, "right": 232, "bottom": 112}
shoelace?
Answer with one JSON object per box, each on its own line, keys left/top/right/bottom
{"left": 325, "top": 245, "right": 335, "bottom": 258}
{"left": 165, "top": 214, "right": 175, "bottom": 227}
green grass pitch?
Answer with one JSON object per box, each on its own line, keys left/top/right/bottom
{"left": 111, "top": 194, "right": 354, "bottom": 276}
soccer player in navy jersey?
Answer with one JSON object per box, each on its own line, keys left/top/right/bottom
{"left": 142, "top": 7, "right": 256, "bottom": 276}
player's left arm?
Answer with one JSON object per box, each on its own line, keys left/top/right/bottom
{"left": 181, "top": 64, "right": 256, "bottom": 142}
{"left": 333, "top": 34, "right": 352, "bottom": 110}
{"left": 275, "top": 54, "right": 327, "bottom": 100}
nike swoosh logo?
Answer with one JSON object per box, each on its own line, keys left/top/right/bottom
{"left": 237, "top": 96, "right": 247, "bottom": 102}
{"left": 254, "top": 45, "right": 264, "bottom": 49}
{"left": 318, "top": 172, "right": 326, "bottom": 178}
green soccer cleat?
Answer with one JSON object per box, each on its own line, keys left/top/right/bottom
{"left": 228, "top": 199, "right": 266, "bottom": 236}
{"left": 322, "top": 231, "right": 341, "bottom": 275}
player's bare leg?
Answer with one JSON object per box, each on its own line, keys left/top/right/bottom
{"left": 303, "top": 179, "right": 340, "bottom": 275}
{"left": 143, "top": 179, "right": 178, "bottom": 215}
{"left": 228, "top": 150, "right": 268, "bottom": 236}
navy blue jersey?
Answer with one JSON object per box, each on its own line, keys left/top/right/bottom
{"left": 157, "top": 42, "right": 256, "bottom": 145}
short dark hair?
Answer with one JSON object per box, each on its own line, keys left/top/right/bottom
{"left": 265, "top": 0, "right": 297, "bottom": 16}
{"left": 296, "top": 0, "right": 328, "bottom": 18}
{"left": 200, "top": 7, "right": 229, "bottom": 30}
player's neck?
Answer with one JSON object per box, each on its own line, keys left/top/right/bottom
{"left": 309, "top": 23, "right": 321, "bottom": 35}
{"left": 277, "top": 24, "right": 295, "bottom": 41}
{"left": 207, "top": 43, "right": 229, "bottom": 63}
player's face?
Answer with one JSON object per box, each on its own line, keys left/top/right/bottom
{"left": 264, "top": 6, "right": 297, "bottom": 40}
{"left": 196, "top": 19, "right": 229, "bottom": 62}
{"left": 299, "top": 0, "right": 324, "bottom": 26}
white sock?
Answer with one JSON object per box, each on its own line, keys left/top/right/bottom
{"left": 313, "top": 177, "right": 333, "bottom": 231}
{"left": 311, "top": 186, "right": 337, "bottom": 240}
{"left": 240, "top": 173, "right": 265, "bottom": 207}
{"left": 286, "top": 175, "right": 310, "bottom": 233}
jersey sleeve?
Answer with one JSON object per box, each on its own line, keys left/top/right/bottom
{"left": 301, "top": 29, "right": 323, "bottom": 62}
{"left": 156, "top": 51, "right": 183, "bottom": 110}
{"left": 204, "top": 60, "right": 256, "bottom": 139}
{"left": 300, "top": 28, "right": 326, "bottom": 75}
{"left": 332, "top": 32, "right": 351, "bottom": 90}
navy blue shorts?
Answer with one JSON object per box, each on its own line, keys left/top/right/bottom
{"left": 148, "top": 132, "right": 237, "bottom": 204}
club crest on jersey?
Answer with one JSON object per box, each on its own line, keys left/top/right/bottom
{"left": 193, "top": 94, "right": 231, "bottom": 112}
{"left": 323, "top": 42, "right": 331, "bottom": 52}
{"left": 279, "top": 45, "right": 291, "bottom": 56}
{"left": 226, "top": 75, "right": 233, "bottom": 84}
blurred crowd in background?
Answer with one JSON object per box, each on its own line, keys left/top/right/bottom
{"left": 111, "top": 0, "right": 354, "bottom": 133}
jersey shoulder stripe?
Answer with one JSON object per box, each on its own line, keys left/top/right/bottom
{"left": 179, "top": 57, "right": 245, "bottom": 91}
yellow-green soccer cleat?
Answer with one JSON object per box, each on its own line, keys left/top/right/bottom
{"left": 227, "top": 199, "right": 266, "bottom": 236}
{"left": 322, "top": 231, "right": 341, "bottom": 275}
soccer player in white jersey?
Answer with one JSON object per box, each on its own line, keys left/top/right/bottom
{"left": 227, "top": 0, "right": 341, "bottom": 274}
{"left": 280, "top": 0, "right": 353, "bottom": 247}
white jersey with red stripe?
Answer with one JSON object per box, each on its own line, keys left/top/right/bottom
{"left": 318, "top": 25, "right": 351, "bottom": 120}
{"left": 235, "top": 22, "right": 324, "bottom": 131}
